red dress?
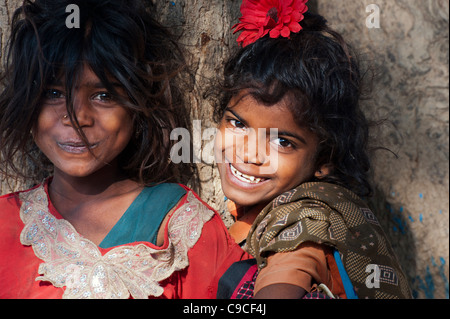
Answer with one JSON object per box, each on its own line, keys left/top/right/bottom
{"left": 0, "top": 180, "right": 249, "bottom": 299}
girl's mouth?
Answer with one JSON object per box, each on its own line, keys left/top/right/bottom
{"left": 57, "top": 141, "right": 99, "bottom": 154}
{"left": 230, "top": 164, "right": 267, "bottom": 184}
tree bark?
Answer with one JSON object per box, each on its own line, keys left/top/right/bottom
{"left": 150, "top": 0, "right": 242, "bottom": 226}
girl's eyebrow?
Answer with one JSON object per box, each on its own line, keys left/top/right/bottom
{"left": 47, "top": 78, "right": 63, "bottom": 86}
{"left": 225, "top": 108, "right": 247, "bottom": 125}
{"left": 226, "top": 107, "right": 308, "bottom": 145}
{"left": 46, "top": 80, "right": 122, "bottom": 89}
{"left": 277, "top": 130, "right": 307, "bottom": 145}
{"left": 81, "top": 81, "right": 122, "bottom": 89}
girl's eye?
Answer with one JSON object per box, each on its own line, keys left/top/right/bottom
{"left": 229, "top": 119, "right": 245, "bottom": 129}
{"left": 225, "top": 118, "right": 247, "bottom": 133}
{"left": 272, "top": 137, "right": 294, "bottom": 149}
{"left": 92, "top": 92, "right": 114, "bottom": 102}
{"left": 43, "top": 89, "right": 65, "bottom": 100}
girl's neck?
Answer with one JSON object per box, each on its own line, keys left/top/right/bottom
{"left": 47, "top": 166, "right": 144, "bottom": 246}
{"left": 228, "top": 202, "right": 268, "bottom": 245}
{"left": 236, "top": 204, "right": 265, "bottom": 223}
{"left": 49, "top": 165, "right": 139, "bottom": 205}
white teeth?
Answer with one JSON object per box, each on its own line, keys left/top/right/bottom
{"left": 230, "top": 165, "right": 265, "bottom": 184}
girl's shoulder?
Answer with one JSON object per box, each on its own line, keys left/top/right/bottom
{"left": 0, "top": 191, "right": 21, "bottom": 213}
{"left": 143, "top": 182, "right": 214, "bottom": 214}
{"left": 0, "top": 184, "right": 44, "bottom": 226}
{"left": 0, "top": 183, "right": 42, "bottom": 203}
{"left": 176, "top": 183, "right": 217, "bottom": 212}
{"left": 166, "top": 184, "right": 233, "bottom": 244}
{"left": 143, "top": 182, "right": 188, "bottom": 206}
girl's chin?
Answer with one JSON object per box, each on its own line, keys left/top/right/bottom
{"left": 222, "top": 187, "right": 270, "bottom": 208}
{"left": 53, "top": 164, "right": 102, "bottom": 178}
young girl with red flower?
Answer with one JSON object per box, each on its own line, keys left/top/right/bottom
{"left": 214, "top": 1, "right": 411, "bottom": 299}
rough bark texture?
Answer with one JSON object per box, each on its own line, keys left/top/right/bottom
{"left": 316, "top": 0, "right": 449, "bottom": 299}
{"left": 148, "top": 0, "right": 242, "bottom": 227}
{"left": 1, "top": 0, "right": 448, "bottom": 299}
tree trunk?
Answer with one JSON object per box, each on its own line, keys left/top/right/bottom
{"left": 150, "top": 0, "right": 243, "bottom": 226}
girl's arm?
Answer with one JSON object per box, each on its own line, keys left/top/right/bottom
{"left": 254, "top": 283, "right": 307, "bottom": 299}
{"left": 252, "top": 242, "right": 331, "bottom": 299}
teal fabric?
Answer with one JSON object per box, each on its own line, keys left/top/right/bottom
{"left": 99, "top": 183, "right": 186, "bottom": 249}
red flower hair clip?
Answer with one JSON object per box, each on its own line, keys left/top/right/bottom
{"left": 232, "top": 0, "right": 309, "bottom": 47}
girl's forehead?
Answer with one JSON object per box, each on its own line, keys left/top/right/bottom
{"left": 227, "top": 90, "right": 312, "bottom": 131}
{"left": 46, "top": 64, "right": 119, "bottom": 88}
{"left": 229, "top": 90, "right": 294, "bottom": 114}
{"left": 228, "top": 95, "right": 294, "bottom": 126}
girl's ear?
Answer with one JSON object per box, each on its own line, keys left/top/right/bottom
{"left": 314, "top": 163, "right": 333, "bottom": 179}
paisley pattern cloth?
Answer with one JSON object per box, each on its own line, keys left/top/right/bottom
{"left": 246, "top": 182, "right": 412, "bottom": 299}
{"left": 0, "top": 181, "right": 248, "bottom": 299}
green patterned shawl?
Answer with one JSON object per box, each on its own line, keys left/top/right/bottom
{"left": 246, "top": 182, "right": 411, "bottom": 299}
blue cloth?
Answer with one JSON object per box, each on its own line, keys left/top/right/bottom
{"left": 333, "top": 249, "right": 358, "bottom": 299}
{"left": 99, "top": 183, "right": 186, "bottom": 248}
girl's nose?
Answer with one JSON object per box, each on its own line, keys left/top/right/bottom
{"left": 62, "top": 97, "right": 94, "bottom": 127}
{"left": 239, "top": 129, "right": 267, "bottom": 165}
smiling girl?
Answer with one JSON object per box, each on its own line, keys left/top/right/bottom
{"left": 215, "top": 0, "right": 411, "bottom": 299}
{"left": 0, "top": 0, "right": 246, "bottom": 299}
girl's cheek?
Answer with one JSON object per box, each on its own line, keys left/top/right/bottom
{"left": 225, "top": 134, "right": 245, "bottom": 164}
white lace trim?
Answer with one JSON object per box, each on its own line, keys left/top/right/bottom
{"left": 19, "top": 185, "right": 214, "bottom": 299}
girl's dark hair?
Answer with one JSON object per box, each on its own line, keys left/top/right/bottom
{"left": 214, "top": 12, "right": 372, "bottom": 197}
{"left": 0, "top": 0, "right": 196, "bottom": 188}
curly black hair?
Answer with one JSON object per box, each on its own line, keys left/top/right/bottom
{"left": 214, "top": 12, "right": 373, "bottom": 197}
{"left": 0, "top": 0, "right": 196, "bottom": 188}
